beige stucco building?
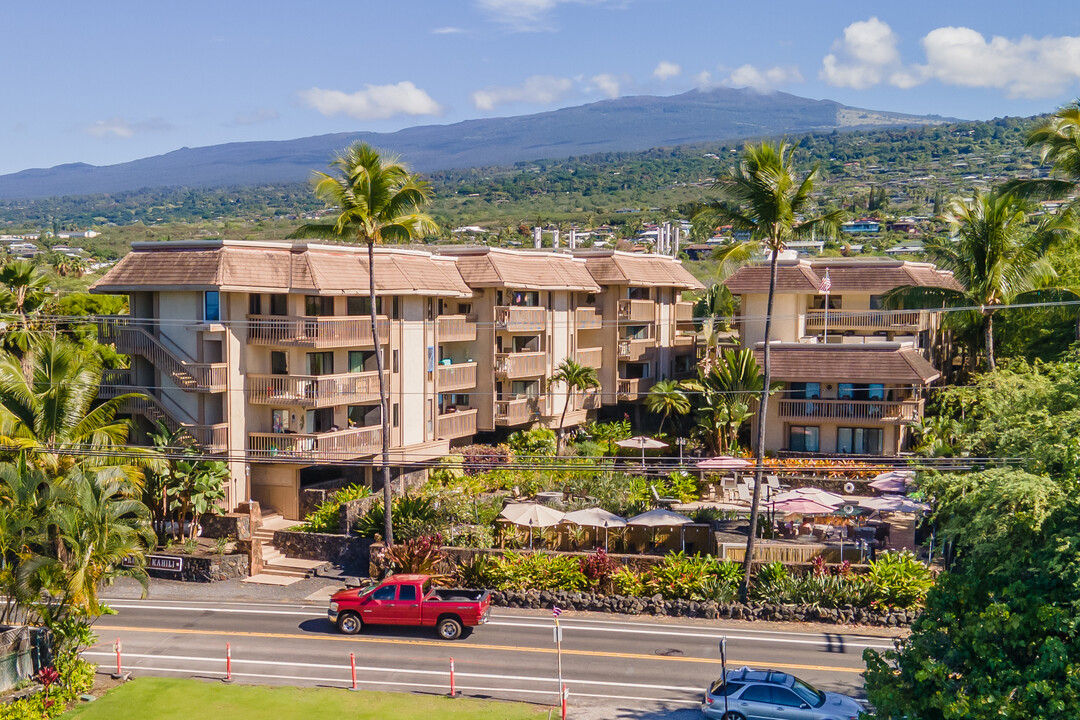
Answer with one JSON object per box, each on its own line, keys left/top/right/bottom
{"left": 92, "top": 240, "right": 701, "bottom": 518}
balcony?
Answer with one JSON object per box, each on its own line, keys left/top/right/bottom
{"left": 494, "top": 396, "right": 545, "bottom": 426}
{"left": 617, "top": 338, "right": 654, "bottom": 361}
{"left": 675, "top": 302, "right": 695, "bottom": 323}
{"left": 804, "top": 309, "right": 928, "bottom": 333}
{"left": 247, "top": 315, "right": 389, "bottom": 348}
{"left": 618, "top": 299, "right": 655, "bottom": 323}
{"left": 437, "top": 314, "right": 478, "bottom": 343}
{"left": 247, "top": 371, "right": 386, "bottom": 408}
{"left": 673, "top": 332, "right": 696, "bottom": 347}
{"left": 575, "top": 347, "right": 603, "bottom": 368}
{"left": 617, "top": 377, "right": 655, "bottom": 401}
{"left": 574, "top": 391, "right": 602, "bottom": 410}
{"left": 247, "top": 426, "right": 382, "bottom": 461}
{"left": 436, "top": 408, "right": 478, "bottom": 440}
{"left": 495, "top": 351, "right": 546, "bottom": 379}
{"left": 575, "top": 306, "right": 603, "bottom": 330}
{"left": 776, "top": 398, "right": 924, "bottom": 424}
{"left": 495, "top": 306, "right": 546, "bottom": 332}
{"left": 437, "top": 362, "right": 477, "bottom": 392}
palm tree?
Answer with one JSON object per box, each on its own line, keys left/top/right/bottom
{"left": 290, "top": 143, "right": 437, "bottom": 545}
{"left": 0, "top": 335, "right": 158, "bottom": 486}
{"left": 694, "top": 142, "right": 843, "bottom": 600}
{"left": 686, "top": 349, "right": 775, "bottom": 454}
{"left": 884, "top": 191, "right": 1078, "bottom": 370}
{"left": 548, "top": 358, "right": 599, "bottom": 452}
{"left": 0, "top": 259, "right": 52, "bottom": 356}
{"left": 645, "top": 380, "right": 690, "bottom": 436}
{"left": 1019, "top": 103, "right": 1080, "bottom": 200}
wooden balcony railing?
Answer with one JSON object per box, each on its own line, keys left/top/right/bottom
{"left": 99, "top": 317, "right": 228, "bottom": 392}
{"left": 674, "top": 302, "right": 695, "bottom": 322}
{"left": 776, "top": 398, "right": 924, "bottom": 424}
{"left": 247, "top": 371, "right": 386, "bottom": 408}
{"left": 616, "top": 377, "right": 654, "bottom": 401}
{"left": 437, "top": 362, "right": 477, "bottom": 392}
{"left": 617, "top": 299, "right": 655, "bottom": 323}
{"left": 436, "top": 408, "right": 478, "bottom": 440}
{"left": 494, "top": 396, "right": 545, "bottom": 426}
{"left": 495, "top": 306, "right": 546, "bottom": 332}
{"left": 247, "top": 426, "right": 382, "bottom": 461}
{"left": 575, "top": 347, "right": 603, "bottom": 368}
{"left": 574, "top": 391, "right": 602, "bottom": 410}
{"left": 804, "top": 309, "right": 927, "bottom": 332}
{"left": 247, "top": 315, "right": 389, "bottom": 348}
{"left": 495, "top": 351, "right": 546, "bottom": 378}
{"left": 617, "top": 338, "right": 654, "bottom": 361}
{"left": 673, "top": 332, "right": 696, "bottom": 347}
{"left": 575, "top": 306, "right": 603, "bottom": 330}
{"left": 437, "top": 314, "right": 478, "bottom": 343}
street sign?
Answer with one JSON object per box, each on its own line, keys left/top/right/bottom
{"left": 553, "top": 626, "right": 563, "bottom": 642}
{"left": 123, "top": 555, "right": 183, "bottom": 573}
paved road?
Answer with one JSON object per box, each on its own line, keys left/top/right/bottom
{"left": 86, "top": 594, "right": 891, "bottom": 718}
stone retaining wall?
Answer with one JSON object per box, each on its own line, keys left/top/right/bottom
{"left": 487, "top": 588, "right": 914, "bottom": 627}
{"left": 201, "top": 513, "right": 251, "bottom": 540}
{"left": 146, "top": 552, "right": 250, "bottom": 583}
{"left": 273, "top": 530, "right": 372, "bottom": 572}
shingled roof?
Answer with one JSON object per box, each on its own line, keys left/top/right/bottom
{"left": 751, "top": 343, "right": 941, "bottom": 384}
{"left": 724, "top": 258, "right": 961, "bottom": 295}
{"left": 440, "top": 247, "right": 600, "bottom": 291}
{"left": 574, "top": 250, "right": 704, "bottom": 290}
{"left": 91, "top": 241, "right": 472, "bottom": 297}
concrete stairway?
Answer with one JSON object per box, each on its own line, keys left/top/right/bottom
{"left": 244, "top": 514, "right": 329, "bottom": 585}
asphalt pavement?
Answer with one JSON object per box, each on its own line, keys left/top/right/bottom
{"left": 89, "top": 578, "right": 898, "bottom": 719}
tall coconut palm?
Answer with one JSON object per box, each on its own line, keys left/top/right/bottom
{"left": 548, "top": 358, "right": 599, "bottom": 452}
{"left": 694, "top": 142, "right": 843, "bottom": 600}
{"left": 884, "top": 191, "right": 1078, "bottom": 370}
{"left": 0, "top": 259, "right": 52, "bottom": 355}
{"left": 645, "top": 380, "right": 690, "bottom": 436}
{"left": 1018, "top": 103, "right": 1080, "bottom": 200}
{"left": 0, "top": 335, "right": 158, "bottom": 486}
{"left": 290, "top": 143, "right": 437, "bottom": 545}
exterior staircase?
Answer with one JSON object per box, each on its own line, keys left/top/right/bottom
{"left": 245, "top": 514, "right": 329, "bottom": 585}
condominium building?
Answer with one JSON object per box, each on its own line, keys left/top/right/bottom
{"left": 92, "top": 240, "right": 701, "bottom": 518}
{"left": 723, "top": 256, "right": 961, "bottom": 456}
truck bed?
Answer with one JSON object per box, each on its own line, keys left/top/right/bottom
{"left": 428, "top": 588, "right": 490, "bottom": 603}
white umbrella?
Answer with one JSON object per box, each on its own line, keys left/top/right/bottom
{"left": 696, "top": 456, "right": 752, "bottom": 470}
{"left": 501, "top": 502, "right": 566, "bottom": 549}
{"left": 563, "top": 508, "right": 627, "bottom": 552}
{"left": 627, "top": 508, "right": 693, "bottom": 551}
{"left": 616, "top": 435, "right": 668, "bottom": 467}
{"left": 772, "top": 487, "right": 845, "bottom": 507}
{"left": 869, "top": 470, "right": 916, "bottom": 494}
{"left": 861, "top": 495, "right": 930, "bottom": 513}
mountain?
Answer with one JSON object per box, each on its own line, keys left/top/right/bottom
{"left": 0, "top": 87, "right": 952, "bottom": 200}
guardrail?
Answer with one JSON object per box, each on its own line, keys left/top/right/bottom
{"left": 495, "top": 351, "right": 546, "bottom": 378}
{"left": 437, "top": 362, "right": 477, "bottom": 392}
{"left": 436, "top": 408, "right": 478, "bottom": 439}
{"left": 247, "top": 426, "right": 382, "bottom": 461}
{"left": 247, "top": 371, "right": 386, "bottom": 408}
{"left": 247, "top": 315, "right": 389, "bottom": 348}
{"left": 776, "top": 398, "right": 923, "bottom": 424}
{"left": 494, "top": 306, "right": 546, "bottom": 332}
{"left": 575, "top": 347, "right": 603, "bottom": 368}
{"left": 804, "top": 309, "right": 927, "bottom": 331}
{"left": 575, "top": 306, "right": 603, "bottom": 330}
{"left": 437, "top": 314, "right": 478, "bottom": 343}
{"left": 494, "top": 396, "right": 545, "bottom": 425}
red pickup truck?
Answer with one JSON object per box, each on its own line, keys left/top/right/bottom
{"left": 328, "top": 574, "right": 492, "bottom": 640}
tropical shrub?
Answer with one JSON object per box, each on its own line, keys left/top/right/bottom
{"left": 579, "top": 549, "right": 619, "bottom": 591}
{"left": 866, "top": 550, "right": 934, "bottom": 609}
{"left": 507, "top": 427, "right": 557, "bottom": 457}
{"left": 298, "top": 483, "right": 371, "bottom": 533}
{"left": 459, "top": 443, "right": 513, "bottom": 476}
{"left": 455, "top": 554, "right": 494, "bottom": 588}
{"left": 386, "top": 534, "right": 445, "bottom": 575}
{"left": 612, "top": 565, "right": 646, "bottom": 596}
{"left": 750, "top": 561, "right": 796, "bottom": 603}
{"left": 486, "top": 551, "right": 589, "bottom": 591}
{"left": 353, "top": 495, "right": 437, "bottom": 540}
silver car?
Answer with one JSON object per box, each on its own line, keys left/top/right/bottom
{"left": 701, "top": 667, "right": 864, "bottom": 720}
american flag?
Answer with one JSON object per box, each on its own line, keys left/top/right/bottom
{"left": 818, "top": 269, "right": 832, "bottom": 294}
{"left": 552, "top": 606, "right": 562, "bottom": 618}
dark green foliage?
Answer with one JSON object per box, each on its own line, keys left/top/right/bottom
{"left": 354, "top": 495, "right": 437, "bottom": 541}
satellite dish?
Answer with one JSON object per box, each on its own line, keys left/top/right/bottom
{"left": 843, "top": 504, "right": 855, "bottom": 515}
{"left": 843, "top": 482, "right": 856, "bottom": 494}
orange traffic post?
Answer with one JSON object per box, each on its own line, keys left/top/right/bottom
{"left": 224, "top": 642, "right": 233, "bottom": 683}
{"left": 449, "top": 657, "right": 456, "bottom": 698}
{"left": 350, "top": 652, "right": 357, "bottom": 691}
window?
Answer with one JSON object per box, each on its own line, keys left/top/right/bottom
{"left": 790, "top": 382, "right": 820, "bottom": 400}
{"left": 838, "top": 383, "right": 854, "bottom": 400}
{"left": 392, "top": 349, "right": 399, "bottom": 373}
{"left": 398, "top": 585, "right": 417, "bottom": 602}
{"left": 392, "top": 403, "right": 400, "bottom": 428}
{"left": 510, "top": 291, "right": 540, "bottom": 307}
{"left": 789, "top": 426, "right": 820, "bottom": 452}
{"left": 305, "top": 296, "right": 334, "bottom": 316}
{"left": 347, "top": 297, "right": 382, "bottom": 316}
{"left": 771, "top": 688, "right": 803, "bottom": 707}
{"left": 513, "top": 335, "right": 540, "bottom": 353}
{"left": 348, "top": 405, "right": 374, "bottom": 428}
{"left": 868, "top": 383, "right": 885, "bottom": 400}
{"left": 810, "top": 294, "right": 841, "bottom": 310}
{"left": 371, "top": 585, "right": 396, "bottom": 601}
{"left": 837, "top": 427, "right": 883, "bottom": 455}
{"left": 708, "top": 680, "right": 744, "bottom": 697}
{"left": 349, "top": 351, "right": 374, "bottom": 373}
{"left": 204, "top": 291, "right": 220, "bottom": 322}
{"left": 512, "top": 380, "right": 540, "bottom": 397}
{"left": 306, "top": 352, "right": 334, "bottom": 376}
{"left": 271, "top": 409, "right": 288, "bottom": 434}
{"left": 270, "top": 351, "right": 288, "bottom": 375}
{"left": 248, "top": 294, "right": 262, "bottom": 315}
{"left": 791, "top": 678, "right": 826, "bottom": 707}
{"left": 458, "top": 303, "right": 472, "bottom": 314}
{"left": 269, "top": 294, "right": 288, "bottom": 316}
{"left": 869, "top": 295, "right": 884, "bottom": 310}
{"left": 306, "top": 408, "right": 334, "bottom": 433}
{"left": 738, "top": 685, "right": 772, "bottom": 703}
{"left": 392, "top": 297, "right": 400, "bottom": 319}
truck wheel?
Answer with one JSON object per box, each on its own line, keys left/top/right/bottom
{"left": 437, "top": 616, "right": 464, "bottom": 640}
{"left": 337, "top": 612, "right": 362, "bottom": 635}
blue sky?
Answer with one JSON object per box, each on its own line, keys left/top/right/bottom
{"left": 3, "top": 0, "right": 1079, "bottom": 175}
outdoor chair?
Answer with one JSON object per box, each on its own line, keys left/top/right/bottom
{"left": 736, "top": 484, "right": 752, "bottom": 504}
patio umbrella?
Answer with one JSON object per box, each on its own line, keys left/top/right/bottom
{"left": 627, "top": 508, "right": 693, "bottom": 551}
{"left": 860, "top": 495, "right": 930, "bottom": 513}
{"left": 696, "top": 456, "right": 752, "bottom": 470}
{"left": 869, "top": 470, "right": 916, "bottom": 494}
{"left": 771, "top": 497, "right": 838, "bottom": 515}
{"left": 772, "top": 487, "right": 845, "bottom": 507}
{"left": 563, "top": 508, "right": 627, "bottom": 552}
{"left": 501, "top": 502, "right": 566, "bottom": 549}
{"left": 615, "top": 436, "right": 669, "bottom": 468}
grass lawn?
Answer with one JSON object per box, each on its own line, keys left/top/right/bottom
{"left": 63, "top": 677, "right": 549, "bottom": 720}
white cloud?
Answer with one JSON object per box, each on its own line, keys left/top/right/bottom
{"left": 724, "top": 64, "right": 803, "bottom": 92}
{"left": 475, "top": 0, "right": 623, "bottom": 31}
{"left": 471, "top": 75, "right": 574, "bottom": 110}
{"left": 590, "top": 73, "right": 621, "bottom": 99}
{"left": 83, "top": 117, "right": 173, "bottom": 138}
{"left": 432, "top": 26, "right": 465, "bottom": 34}
{"left": 820, "top": 17, "right": 901, "bottom": 90}
{"left": 232, "top": 108, "right": 279, "bottom": 126}
{"left": 919, "top": 27, "right": 1080, "bottom": 98}
{"left": 693, "top": 70, "right": 714, "bottom": 88}
{"left": 652, "top": 61, "right": 681, "bottom": 81}
{"left": 298, "top": 82, "right": 443, "bottom": 120}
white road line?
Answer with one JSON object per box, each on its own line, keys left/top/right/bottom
{"left": 105, "top": 603, "right": 321, "bottom": 618}
{"left": 82, "top": 651, "right": 702, "bottom": 693}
